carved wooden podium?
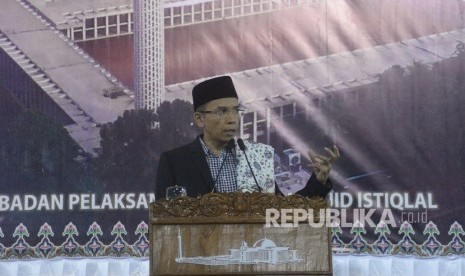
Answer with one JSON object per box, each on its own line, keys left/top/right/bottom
{"left": 149, "top": 193, "right": 332, "bottom": 275}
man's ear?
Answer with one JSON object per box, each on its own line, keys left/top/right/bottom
{"left": 193, "top": 112, "right": 204, "bottom": 128}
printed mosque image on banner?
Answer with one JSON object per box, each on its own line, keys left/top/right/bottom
{"left": 175, "top": 231, "right": 303, "bottom": 266}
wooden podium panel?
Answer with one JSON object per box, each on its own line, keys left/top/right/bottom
{"left": 149, "top": 193, "right": 331, "bottom": 276}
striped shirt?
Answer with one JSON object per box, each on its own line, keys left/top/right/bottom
{"left": 199, "top": 137, "right": 237, "bottom": 193}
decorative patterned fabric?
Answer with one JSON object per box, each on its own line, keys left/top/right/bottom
{"left": 1, "top": 220, "right": 464, "bottom": 260}
{"left": 235, "top": 140, "right": 275, "bottom": 193}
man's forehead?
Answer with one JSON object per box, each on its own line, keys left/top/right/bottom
{"left": 204, "top": 98, "right": 239, "bottom": 108}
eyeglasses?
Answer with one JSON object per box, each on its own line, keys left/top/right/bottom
{"left": 198, "top": 107, "right": 245, "bottom": 119}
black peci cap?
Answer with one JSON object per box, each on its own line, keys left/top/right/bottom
{"left": 192, "top": 76, "right": 238, "bottom": 111}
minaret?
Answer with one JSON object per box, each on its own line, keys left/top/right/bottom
{"left": 133, "top": 0, "right": 165, "bottom": 110}
{"left": 176, "top": 226, "right": 183, "bottom": 261}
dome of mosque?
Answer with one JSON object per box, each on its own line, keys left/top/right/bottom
{"left": 253, "top": 238, "right": 277, "bottom": 248}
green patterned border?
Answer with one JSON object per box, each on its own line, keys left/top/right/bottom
{"left": 0, "top": 220, "right": 464, "bottom": 259}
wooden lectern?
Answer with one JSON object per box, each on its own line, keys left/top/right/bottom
{"left": 149, "top": 192, "right": 332, "bottom": 275}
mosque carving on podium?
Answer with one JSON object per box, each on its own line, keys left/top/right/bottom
{"left": 175, "top": 231, "right": 303, "bottom": 266}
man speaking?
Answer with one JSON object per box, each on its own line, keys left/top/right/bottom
{"left": 155, "top": 76, "right": 339, "bottom": 199}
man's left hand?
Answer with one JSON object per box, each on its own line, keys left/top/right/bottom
{"left": 308, "top": 145, "right": 340, "bottom": 184}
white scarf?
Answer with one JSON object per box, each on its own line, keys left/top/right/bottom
{"left": 235, "top": 140, "right": 275, "bottom": 193}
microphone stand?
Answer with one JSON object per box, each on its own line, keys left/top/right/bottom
{"left": 211, "top": 139, "right": 235, "bottom": 193}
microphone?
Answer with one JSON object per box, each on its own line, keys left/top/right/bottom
{"left": 237, "top": 138, "right": 262, "bottom": 193}
{"left": 212, "top": 139, "right": 235, "bottom": 193}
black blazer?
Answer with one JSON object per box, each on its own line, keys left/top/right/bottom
{"left": 155, "top": 137, "right": 332, "bottom": 200}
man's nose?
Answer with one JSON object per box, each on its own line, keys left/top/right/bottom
{"left": 225, "top": 112, "right": 239, "bottom": 123}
